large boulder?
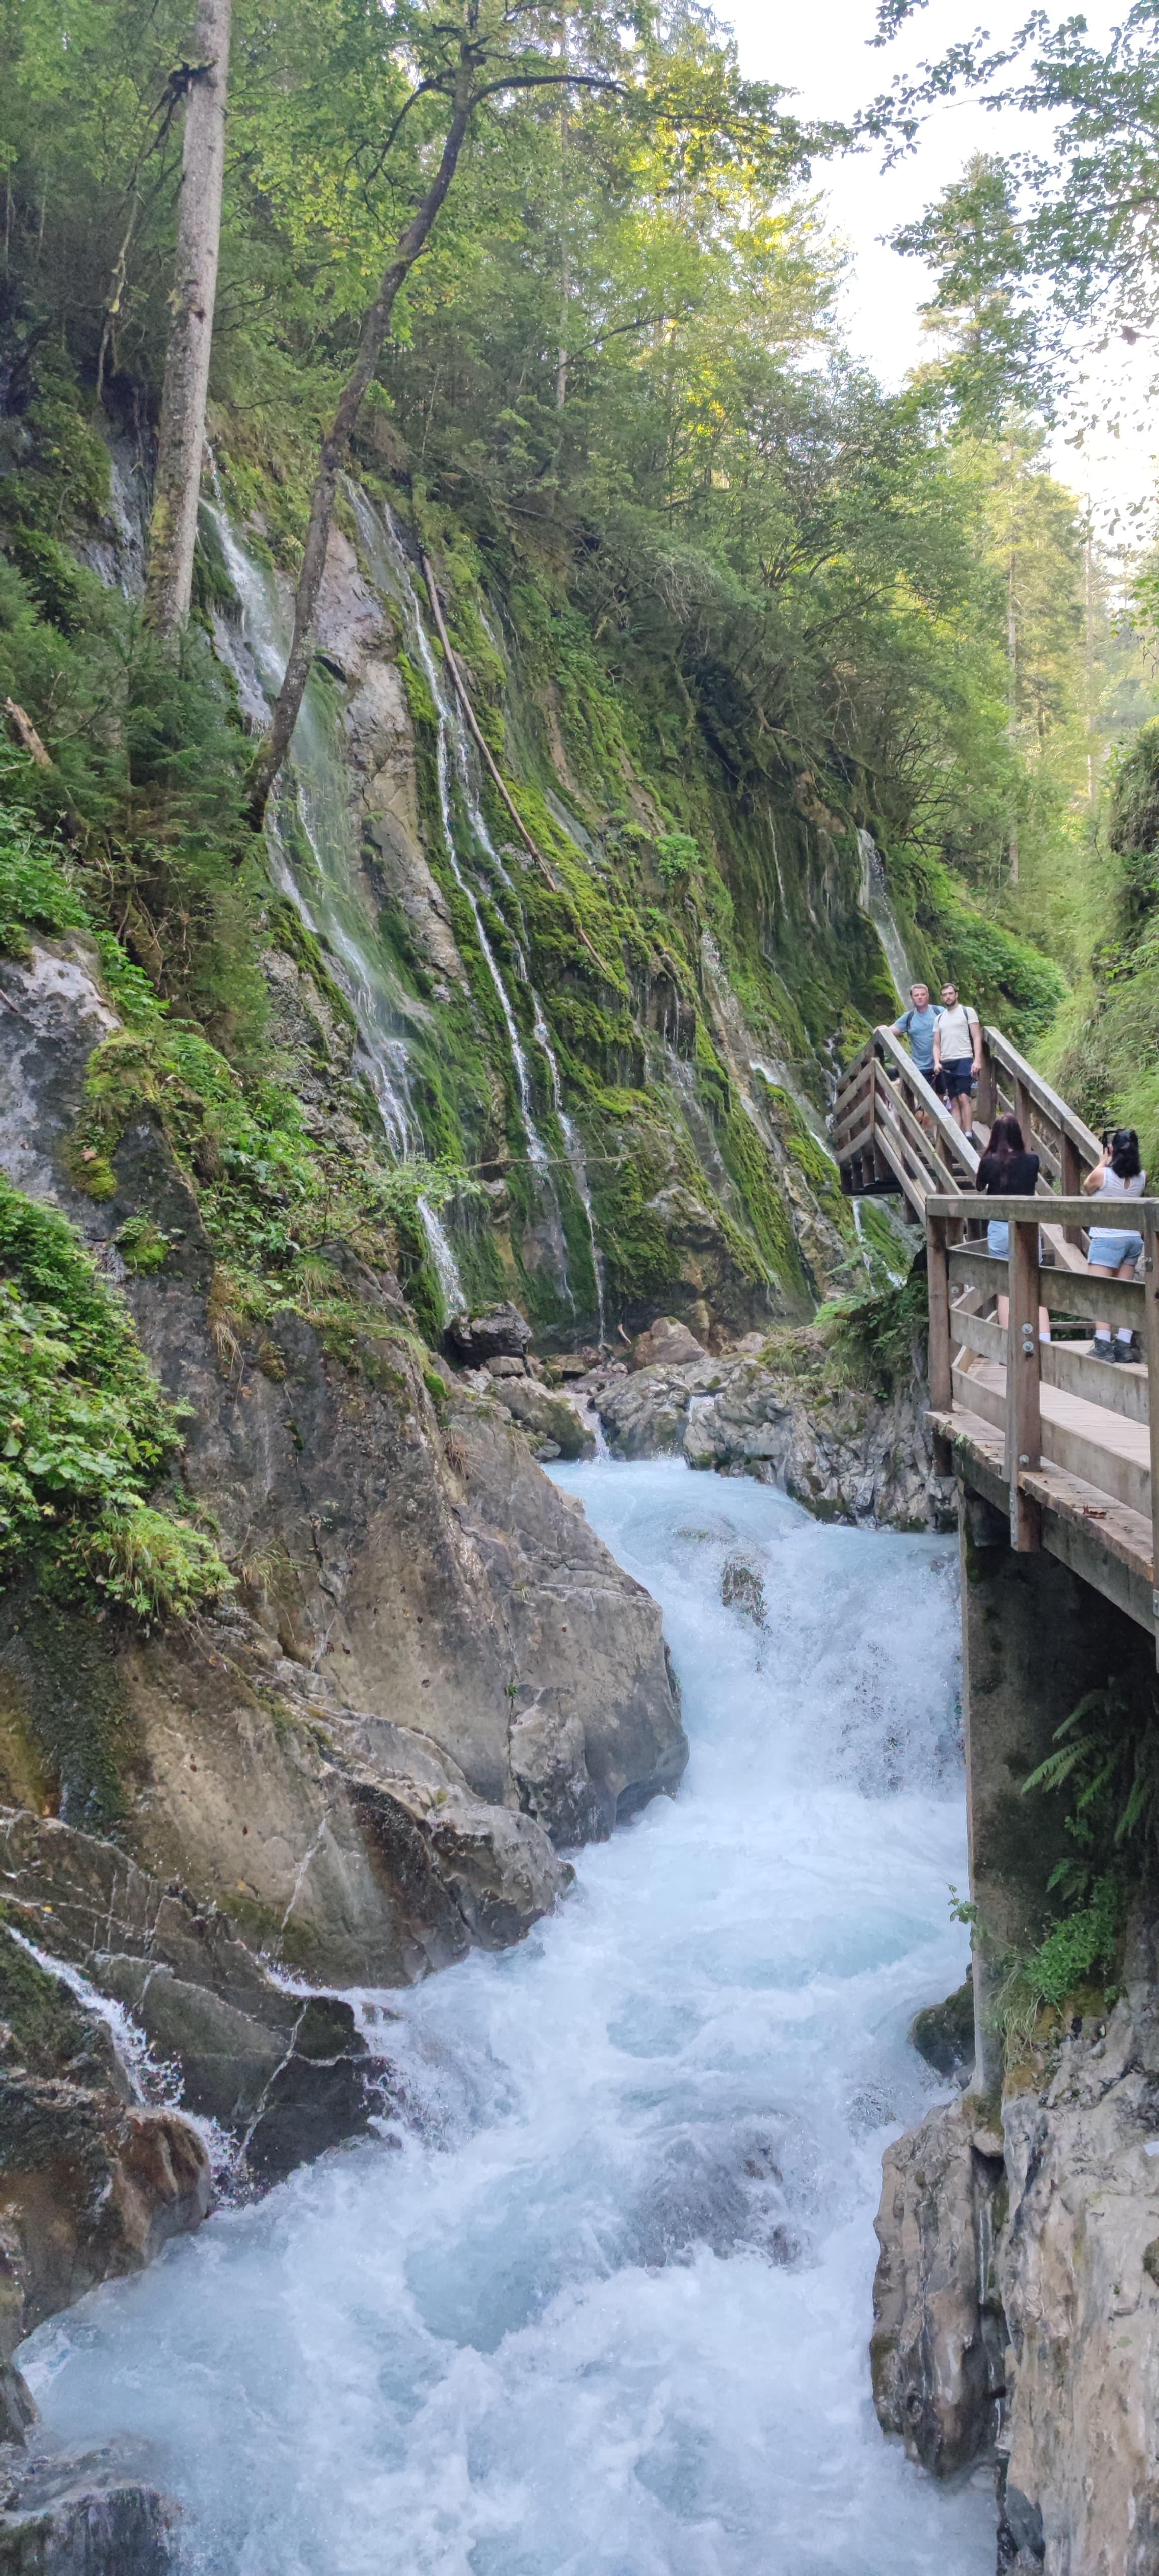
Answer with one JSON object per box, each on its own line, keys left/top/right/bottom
{"left": 445, "top": 1304, "right": 532, "bottom": 1365}
{"left": 630, "top": 1316, "right": 705, "bottom": 1372}
{"left": 871, "top": 2093, "right": 1007, "bottom": 2477}
{"left": 0, "top": 2443, "right": 178, "bottom": 2575}
{"left": 0, "top": 1923, "right": 211, "bottom": 2362}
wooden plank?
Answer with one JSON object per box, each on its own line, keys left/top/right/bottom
{"left": 930, "top": 1403, "right": 1157, "bottom": 1618}
{"left": 1145, "top": 1207, "right": 1159, "bottom": 1668}
{"left": 982, "top": 1026, "right": 1103, "bottom": 1164}
{"left": 1007, "top": 1216, "right": 1042, "bottom": 1547}
{"left": 1041, "top": 1338, "right": 1149, "bottom": 1426}
{"left": 868, "top": 1111, "right": 931, "bottom": 1219}
{"left": 946, "top": 1243, "right": 1144, "bottom": 1327}
{"left": 1039, "top": 1271, "right": 1143, "bottom": 1329}
{"left": 952, "top": 1308, "right": 1006, "bottom": 1364}
{"left": 835, "top": 1114, "right": 875, "bottom": 1166}
{"left": 933, "top": 1193, "right": 1157, "bottom": 1225}
{"left": 928, "top": 1214, "right": 952, "bottom": 1411}
{"left": 876, "top": 1086, "right": 951, "bottom": 1197}
{"left": 873, "top": 1027, "right": 980, "bottom": 1175}
{"left": 953, "top": 1359, "right": 1151, "bottom": 1518}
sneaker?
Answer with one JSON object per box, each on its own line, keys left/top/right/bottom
{"left": 1090, "top": 1338, "right": 1115, "bottom": 1362}
{"left": 1111, "top": 1338, "right": 1137, "bottom": 1364}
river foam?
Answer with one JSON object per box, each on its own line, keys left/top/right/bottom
{"left": 21, "top": 1462, "right": 992, "bottom": 2574}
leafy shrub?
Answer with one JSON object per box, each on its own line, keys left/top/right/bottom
{"left": 0, "top": 763, "right": 88, "bottom": 958}
{"left": 814, "top": 1263, "right": 929, "bottom": 1396}
{"left": 1001, "top": 1682, "right": 1159, "bottom": 2049}
{"left": 0, "top": 1180, "right": 229, "bottom": 1619}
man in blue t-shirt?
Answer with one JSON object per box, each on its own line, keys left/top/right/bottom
{"left": 880, "top": 983, "right": 942, "bottom": 1086}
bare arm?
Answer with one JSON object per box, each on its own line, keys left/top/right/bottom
{"left": 970, "top": 1010, "right": 983, "bottom": 1073}
{"left": 1082, "top": 1149, "right": 1110, "bottom": 1197}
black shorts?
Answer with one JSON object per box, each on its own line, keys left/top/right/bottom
{"left": 941, "top": 1056, "right": 975, "bottom": 1100}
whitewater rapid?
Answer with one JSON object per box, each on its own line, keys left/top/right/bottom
{"left": 22, "top": 1464, "right": 993, "bottom": 2575}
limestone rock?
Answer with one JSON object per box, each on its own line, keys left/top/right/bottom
{"left": 490, "top": 1377, "right": 595, "bottom": 1461}
{"left": 0, "top": 1925, "right": 210, "bottom": 2361}
{"left": 445, "top": 1304, "right": 532, "bottom": 1364}
{"left": 871, "top": 2094, "right": 1006, "bottom": 2477}
{"left": 998, "top": 1977, "right": 1159, "bottom": 2575}
{"left": 910, "top": 1980, "right": 976, "bottom": 2081}
{"left": 593, "top": 1337, "right": 955, "bottom": 1530}
{"left": 630, "top": 1316, "right": 705, "bottom": 1372}
{"left": 0, "top": 2440, "right": 177, "bottom": 2574}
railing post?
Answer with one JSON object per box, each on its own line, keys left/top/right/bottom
{"left": 1007, "top": 1214, "right": 1042, "bottom": 1553}
{"left": 1060, "top": 1135, "right": 1084, "bottom": 1249}
{"left": 976, "top": 1040, "right": 997, "bottom": 1132}
{"left": 928, "top": 1213, "right": 952, "bottom": 1413}
{"left": 1144, "top": 1206, "right": 1159, "bottom": 1670}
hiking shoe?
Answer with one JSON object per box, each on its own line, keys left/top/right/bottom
{"left": 1090, "top": 1339, "right": 1116, "bottom": 1361}
{"left": 1111, "top": 1338, "right": 1137, "bottom": 1363}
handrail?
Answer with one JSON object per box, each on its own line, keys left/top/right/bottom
{"left": 982, "top": 1024, "right": 1102, "bottom": 1168}
{"left": 927, "top": 1196, "right": 1159, "bottom": 1663}
{"left": 930, "top": 1193, "right": 1158, "bottom": 1222}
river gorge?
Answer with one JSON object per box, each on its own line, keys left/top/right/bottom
{"left": 19, "top": 1464, "right": 989, "bottom": 2576}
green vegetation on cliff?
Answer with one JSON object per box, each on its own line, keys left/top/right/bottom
{"left": 0, "top": 0, "right": 1148, "bottom": 1342}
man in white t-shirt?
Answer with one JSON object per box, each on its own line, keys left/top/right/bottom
{"left": 931, "top": 983, "right": 982, "bottom": 1136}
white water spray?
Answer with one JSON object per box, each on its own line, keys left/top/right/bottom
{"left": 22, "top": 1465, "right": 991, "bottom": 2576}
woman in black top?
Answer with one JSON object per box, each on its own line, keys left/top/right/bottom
{"left": 976, "top": 1113, "right": 1049, "bottom": 1337}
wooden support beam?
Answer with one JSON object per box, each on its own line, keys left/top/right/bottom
{"left": 1059, "top": 1138, "right": 1085, "bottom": 1250}
{"left": 1007, "top": 1214, "right": 1042, "bottom": 1550}
{"left": 928, "top": 1215, "right": 952, "bottom": 1413}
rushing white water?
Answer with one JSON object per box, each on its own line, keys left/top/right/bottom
{"left": 21, "top": 1463, "right": 990, "bottom": 2576}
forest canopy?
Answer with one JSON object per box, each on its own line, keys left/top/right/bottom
{"left": 0, "top": 0, "right": 1153, "bottom": 1148}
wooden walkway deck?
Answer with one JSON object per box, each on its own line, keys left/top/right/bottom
{"left": 831, "top": 1035, "right": 1159, "bottom": 1651}
{"left": 927, "top": 1197, "right": 1159, "bottom": 1656}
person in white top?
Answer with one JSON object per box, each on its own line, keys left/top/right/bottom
{"left": 931, "top": 983, "right": 983, "bottom": 1136}
{"left": 1082, "top": 1129, "right": 1147, "bottom": 1363}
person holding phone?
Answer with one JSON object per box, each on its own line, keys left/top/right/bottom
{"left": 1083, "top": 1128, "right": 1147, "bottom": 1362}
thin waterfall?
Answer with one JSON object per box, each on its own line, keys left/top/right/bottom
{"left": 348, "top": 495, "right": 552, "bottom": 1180}
{"left": 203, "top": 484, "right": 465, "bottom": 1316}
{"left": 857, "top": 828, "right": 914, "bottom": 1008}
{"left": 532, "top": 992, "right": 606, "bottom": 1344}
{"left": 349, "top": 492, "right": 617, "bottom": 1328}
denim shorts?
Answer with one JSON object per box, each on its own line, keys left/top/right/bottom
{"left": 1088, "top": 1228, "right": 1143, "bottom": 1272}
{"left": 986, "top": 1220, "right": 1009, "bottom": 1259}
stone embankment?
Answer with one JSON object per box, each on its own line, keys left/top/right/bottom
{"left": 873, "top": 1931, "right": 1159, "bottom": 2571}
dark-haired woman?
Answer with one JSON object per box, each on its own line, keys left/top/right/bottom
{"left": 1083, "top": 1128, "right": 1146, "bottom": 1362}
{"left": 977, "top": 1113, "right": 1049, "bottom": 1339}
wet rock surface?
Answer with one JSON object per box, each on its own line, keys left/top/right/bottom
{"left": 872, "top": 2092, "right": 1007, "bottom": 2480}
{"left": 0, "top": 2437, "right": 178, "bottom": 2574}
{"left": 875, "top": 1939, "right": 1159, "bottom": 2571}
{"left": 578, "top": 1336, "right": 954, "bottom": 1529}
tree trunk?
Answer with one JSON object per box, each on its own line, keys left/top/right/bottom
{"left": 243, "top": 90, "right": 472, "bottom": 832}
{"left": 144, "top": 0, "right": 232, "bottom": 641}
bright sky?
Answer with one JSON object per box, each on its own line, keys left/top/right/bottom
{"left": 723, "top": 0, "right": 1157, "bottom": 541}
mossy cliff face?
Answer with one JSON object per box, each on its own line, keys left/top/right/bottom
{"left": 205, "top": 471, "right": 917, "bottom": 1342}
{"left": 0, "top": 931, "right": 685, "bottom": 1975}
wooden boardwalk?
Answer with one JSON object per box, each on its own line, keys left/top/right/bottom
{"left": 831, "top": 1032, "right": 1159, "bottom": 1656}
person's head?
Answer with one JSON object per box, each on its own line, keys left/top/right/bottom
{"left": 988, "top": 1113, "right": 1025, "bottom": 1164}
{"left": 1109, "top": 1126, "right": 1141, "bottom": 1179}
{"left": 909, "top": 983, "right": 930, "bottom": 1010}
{"left": 940, "top": 983, "right": 958, "bottom": 1007}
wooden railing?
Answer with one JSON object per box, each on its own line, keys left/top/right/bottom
{"left": 832, "top": 1022, "right": 1104, "bottom": 1245}
{"left": 926, "top": 1192, "right": 1159, "bottom": 1661}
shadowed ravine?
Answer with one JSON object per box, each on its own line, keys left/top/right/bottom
{"left": 20, "top": 1464, "right": 993, "bottom": 2576}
